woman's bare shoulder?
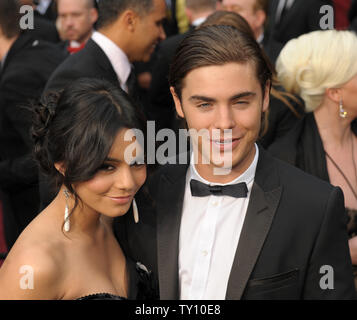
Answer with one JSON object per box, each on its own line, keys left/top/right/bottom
{"left": 0, "top": 218, "right": 67, "bottom": 299}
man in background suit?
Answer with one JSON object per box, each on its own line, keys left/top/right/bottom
{"left": 221, "top": 0, "right": 283, "bottom": 64}
{"left": 56, "top": 0, "right": 98, "bottom": 55}
{"left": 149, "top": 0, "right": 218, "bottom": 133}
{"left": 266, "top": 0, "right": 332, "bottom": 46}
{"left": 42, "top": 0, "right": 167, "bottom": 209}
{"left": 116, "top": 25, "right": 356, "bottom": 299}
{"left": 0, "top": 0, "right": 66, "bottom": 250}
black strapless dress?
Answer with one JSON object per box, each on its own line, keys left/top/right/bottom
{"left": 76, "top": 260, "right": 158, "bottom": 300}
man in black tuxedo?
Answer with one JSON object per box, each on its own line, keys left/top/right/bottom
{"left": 41, "top": 0, "right": 167, "bottom": 208}
{"left": 116, "top": 25, "right": 356, "bottom": 299}
{"left": 266, "top": 0, "right": 332, "bottom": 47}
{"left": 0, "top": 0, "right": 66, "bottom": 249}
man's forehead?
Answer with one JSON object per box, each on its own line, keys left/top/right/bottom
{"left": 58, "top": 0, "right": 91, "bottom": 11}
{"left": 223, "top": 0, "right": 255, "bottom": 9}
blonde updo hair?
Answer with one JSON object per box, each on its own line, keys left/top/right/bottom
{"left": 276, "top": 30, "right": 357, "bottom": 112}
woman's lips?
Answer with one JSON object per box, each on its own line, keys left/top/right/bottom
{"left": 107, "top": 195, "right": 133, "bottom": 205}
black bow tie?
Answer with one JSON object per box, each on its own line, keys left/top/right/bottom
{"left": 190, "top": 179, "right": 248, "bottom": 198}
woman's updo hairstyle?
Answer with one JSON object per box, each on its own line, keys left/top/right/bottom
{"left": 32, "top": 78, "right": 145, "bottom": 196}
{"left": 276, "top": 30, "right": 357, "bottom": 112}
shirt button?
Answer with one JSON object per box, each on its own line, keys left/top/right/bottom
{"left": 211, "top": 200, "right": 218, "bottom": 207}
{"left": 202, "top": 250, "right": 208, "bottom": 256}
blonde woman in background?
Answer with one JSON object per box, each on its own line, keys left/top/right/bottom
{"left": 269, "top": 30, "right": 357, "bottom": 288}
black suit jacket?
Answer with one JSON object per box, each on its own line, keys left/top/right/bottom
{"left": 0, "top": 33, "right": 66, "bottom": 248}
{"left": 27, "top": 12, "right": 59, "bottom": 44}
{"left": 115, "top": 147, "right": 356, "bottom": 299}
{"left": 45, "top": 39, "right": 120, "bottom": 93}
{"left": 349, "top": 0, "right": 357, "bottom": 32}
{"left": 149, "top": 32, "right": 189, "bottom": 132}
{"left": 266, "top": 0, "right": 332, "bottom": 46}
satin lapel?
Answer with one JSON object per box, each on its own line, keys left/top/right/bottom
{"left": 225, "top": 148, "right": 282, "bottom": 300}
{"left": 157, "top": 164, "right": 188, "bottom": 299}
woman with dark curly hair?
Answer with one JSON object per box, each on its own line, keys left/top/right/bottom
{"left": 0, "top": 78, "right": 152, "bottom": 300}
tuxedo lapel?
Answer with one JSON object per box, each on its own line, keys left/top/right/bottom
{"left": 85, "top": 39, "right": 120, "bottom": 88}
{"left": 225, "top": 148, "right": 282, "bottom": 300}
{"left": 157, "top": 163, "right": 188, "bottom": 299}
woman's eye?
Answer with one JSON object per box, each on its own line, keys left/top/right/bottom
{"left": 130, "top": 161, "right": 145, "bottom": 167}
{"left": 98, "top": 164, "right": 115, "bottom": 172}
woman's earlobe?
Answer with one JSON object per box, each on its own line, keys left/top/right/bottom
{"left": 54, "top": 162, "right": 65, "bottom": 176}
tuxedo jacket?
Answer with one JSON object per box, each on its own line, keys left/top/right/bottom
{"left": 0, "top": 33, "right": 66, "bottom": 248}
{"left": 115, "top": 147, "right": 356, "bottom": 299}
{"left": 266, "top": 0, "right": 332, "bottom": 46}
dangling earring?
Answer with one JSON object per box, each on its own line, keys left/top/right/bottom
{"left": 133, "top": 198, "right": 139, "bottom": 224}
{"left": 339, "top": 99, "right": 347, "bottom": 118}
{"left": 64, "top": 189, "right": 70, "bottom": 232}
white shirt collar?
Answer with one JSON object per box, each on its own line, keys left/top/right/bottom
{"left": 189, "top": 143, "right": 259, "bottom": 186}
{"left": 91, "top": 31, "right": 132, "bottom": 92}
{"left": 35, "top": 0, "right": 52, "bottom": 15}
{"left": 191, "top": 17, "right": 207, "bottom": 28}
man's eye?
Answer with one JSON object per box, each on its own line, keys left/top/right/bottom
{"left": 198, "top": 103, "right": 212, "bottom": 108}
{"left": 233, "top": 101, "right": 249, "bottom": 106}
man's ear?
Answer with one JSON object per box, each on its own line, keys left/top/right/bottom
{"left": 255, "top": 9, "right": 266, "bottom": 30}
{"left": 170, "top": 87, "right": 185, "bottom": 118}
{"left": 55, "top": 162, "right": 66, "bottom": 176}
{"left": 90, "top": 8, "right": 99, "bottom": 24}
{"left": 121, "top": 9, "right": 139, "bottom": 32}
{"left": 262, "top": 81, "right": 270, "bottom": 113}
{"left": 325, "top": 87, "right": 342, "bottom": 104}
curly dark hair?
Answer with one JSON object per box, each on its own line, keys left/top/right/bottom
{"left": 32, "top": 78, "right": 146, "bottom": 230}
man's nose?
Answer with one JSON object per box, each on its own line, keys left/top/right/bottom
{"left": 214, "top": 105, "right": 235, "bottom": 130}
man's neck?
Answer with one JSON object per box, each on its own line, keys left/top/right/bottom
{"left": 0, "top": 36, "right": 17, "bottom": 62}
{"left": 97, "top": 26, "right": 130, "bottom": 61}
{"left": 193, "top": 144, "right": 257, "bottom": 184}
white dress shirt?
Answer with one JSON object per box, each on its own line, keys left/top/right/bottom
{"left": 276, "top": 0, "right": 295, "bottom": 23}
{"left": 35, "top": 0, "right": 52, "bottom": 15}
{"left": 91, "top": 31, "right": 132, "bottom": 93}
{"left": 179, "top": 144, "right": 259, "bottom": 300}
